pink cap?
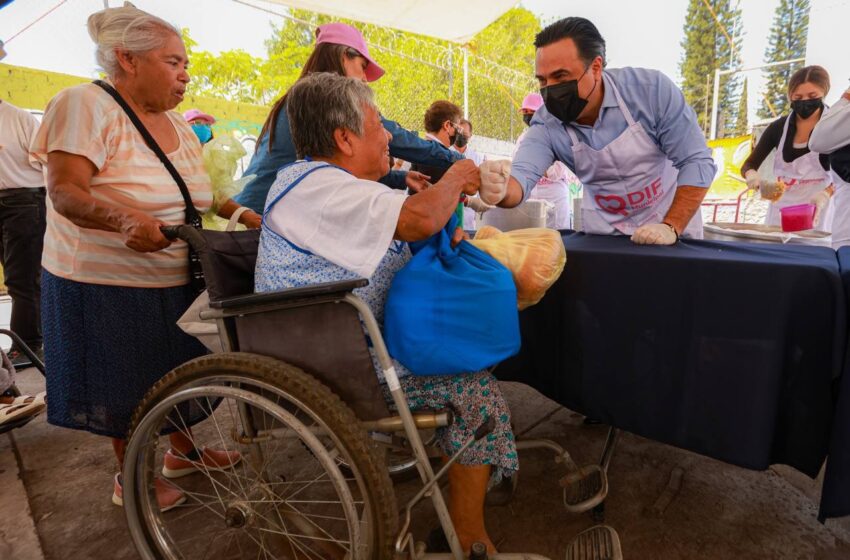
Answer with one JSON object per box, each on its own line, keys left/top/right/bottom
{"left": 315, "top": 23, "right": 385, "bottom": 82}
{"left": 183, "top": 109, "right": 216, "bottom": 124}
{"left": 521, "top": 93, "right": 544, "bottom": 112}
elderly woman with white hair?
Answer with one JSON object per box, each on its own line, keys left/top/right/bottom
{"left": 30, "top": 4, "right": 258, "bottom": 510}
{"left": 255, "top": 72, "right": 518, "bottom": 555}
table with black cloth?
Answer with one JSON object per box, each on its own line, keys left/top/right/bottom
{"left": 494, "top": 232, "right": 848, "bottom": 519}
{"left": 820, "top": 247, "right": 850, "bottom": 520}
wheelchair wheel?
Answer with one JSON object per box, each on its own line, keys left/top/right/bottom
{"left": 123, "top": 353, "right": 397, "bottom": 560}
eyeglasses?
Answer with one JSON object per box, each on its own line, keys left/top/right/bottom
{"left": 344, "top": 47, "right": 363, "bottom": 59}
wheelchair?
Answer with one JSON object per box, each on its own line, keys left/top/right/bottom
{"left": 121, "top": 225, "right": 623, "bottom": 560}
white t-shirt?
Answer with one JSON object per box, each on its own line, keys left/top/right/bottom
{"left": 266, "top": 165, "right": 408, "bottom": 278}
{"left": 0, "top": 101, "right": 43, "bottom": 189}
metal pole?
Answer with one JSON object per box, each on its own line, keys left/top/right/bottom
{"left": 463, "top": 47, "right": 469, "bottom": 119}
{"left": 708, "top": 57, "right": 805, "bottom": 140}
{"left": 710, "top": 68, "right": 721, "bottom": 140}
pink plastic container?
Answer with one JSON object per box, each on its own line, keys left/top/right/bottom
{"left": 780, "top": 204, "right": 816, "bottom": 232}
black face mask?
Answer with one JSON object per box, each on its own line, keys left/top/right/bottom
{"left": 791, "top": 98, "right": 824, "bottom": 119}
{"left": 522, "top": 113, "right": 533, "bottom": 126}
{"left": 454, "top": 133, "right": 469, "bottom": 148}
{"left": 541, "top": 65, "right": 596, "bottom": 123}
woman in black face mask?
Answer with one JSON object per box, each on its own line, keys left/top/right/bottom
{"left": 741, "top": 65, "right": 834, "bottom": 230}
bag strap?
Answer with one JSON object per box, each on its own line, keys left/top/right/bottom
{"left": 226, "top": 206, "right": 249, "bottom": 232}
{"left": 93, "top": 80, "right": 201, "bottom": 226}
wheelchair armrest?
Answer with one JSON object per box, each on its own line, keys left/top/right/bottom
{"left": 209, "top": 278, "right": 369, "bottom": 310}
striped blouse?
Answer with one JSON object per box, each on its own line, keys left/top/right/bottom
{"left": 30, "top": 83, "right": 213, "bottom": 288}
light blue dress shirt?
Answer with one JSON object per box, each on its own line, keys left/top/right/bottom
{"left": 511, "top": 67, "right": 716, "bottom": 198}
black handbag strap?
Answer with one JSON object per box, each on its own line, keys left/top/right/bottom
{"left": 93, "top": 80, "right": 201, "bottom": 226}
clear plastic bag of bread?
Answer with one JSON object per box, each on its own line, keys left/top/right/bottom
{"left": 470, "top": 225, "right": 566, "bottom": 310}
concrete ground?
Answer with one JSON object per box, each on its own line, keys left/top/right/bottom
{"left": 3, "top": 365, "right": 850, "bottom": 560}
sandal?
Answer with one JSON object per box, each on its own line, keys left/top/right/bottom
{"left": 0, "top": 392, "right": 46, "bottom": 426}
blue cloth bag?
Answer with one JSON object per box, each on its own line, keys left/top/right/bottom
{"left": 384, "top": 215, "right": 520, "bottom": 376}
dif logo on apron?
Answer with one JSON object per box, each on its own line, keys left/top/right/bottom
{"left": 594, "top": 177, "right": 663, "bottom": 216}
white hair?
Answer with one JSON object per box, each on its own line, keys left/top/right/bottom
{"left": 86, "top": 2, "right": 181, "bottom": 78}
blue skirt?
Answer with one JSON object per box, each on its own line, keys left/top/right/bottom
{"left": 41, "top": 270, "right": 208, "bottom": 438}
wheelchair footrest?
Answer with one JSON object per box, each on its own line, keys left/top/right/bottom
{"left": 560, "top": 465, "right": 608, "bottom": 513}
{"left": 565, "top": 525, "right": 623, "bottom": 560}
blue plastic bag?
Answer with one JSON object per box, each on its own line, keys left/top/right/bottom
{"left": 384, "top": 215, "right": 520, "bottom": 376}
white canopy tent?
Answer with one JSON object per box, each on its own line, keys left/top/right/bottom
{"left": 260, "top": 0, "right": 519, "bottom": 43}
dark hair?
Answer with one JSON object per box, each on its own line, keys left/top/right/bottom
{"left": 424, "top": 100, "right": 462, "bottom": 133}
{"left": 788, "top": 65, "right": 830, "bottom": 98}
{"left": 460, "top": 118, "right": 472, "bottom": 133}
{"left": 258, "top": 42, "right": 360, "bottom": 151}
{"left": 534, "top": 17, "right": 607, "bottom": 67}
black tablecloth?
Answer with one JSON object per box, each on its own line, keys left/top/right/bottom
{"left": 819, "top": 248, "right": 850, "bottom": 520}
{"left": 495, "top": 233, "right": 846, "bottom": 490}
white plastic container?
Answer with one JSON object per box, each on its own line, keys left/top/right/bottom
{"left": 481, "top": 199, "right": 551, "bottom": 231}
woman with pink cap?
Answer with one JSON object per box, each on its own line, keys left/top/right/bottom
{"left": 512, "top": 93, "right": 576, "bottom": 230}
{"left": 235, "top": 22, "right": 464, "bottom": 213}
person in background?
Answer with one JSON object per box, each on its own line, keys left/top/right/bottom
{"left": 183, "top": 108, "right": 215, "bottom": 145}
{"left": 235, "top": 23, "right": 458, "bottom": 212}
{"left": 451, "top": 115, "right": 490, "bottom": 231}
{"left": 31, "top": 4, "right": 256, "bottom": 511}
{"left": 497, "top": 17, "right": 716, "bottom": 244}
{"left": 256, "top": 72, "right": 516, "bottom": 555}
{"left": 810, "top": 82, "right": 850, "bottom": 247}
{"left": 0, "top": 99, "right": 46, "bottom": 367}
{"left": 741, "top": 66, "right": 834, "bottom": 231}
{"left": 455, "top": 119, "right": 486, "bottom": 165}
{"left": 516, "top": 93, "right": 574, "bottom": 230}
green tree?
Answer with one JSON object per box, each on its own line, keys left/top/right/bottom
{"left": 731, "top": 76, "right": 748, "bottom": 135}
{"left": 758, "top": 0, "right": 810, "bottom": 119}
{"left": 679, "top": 0, "right": 744, "bottom": 138}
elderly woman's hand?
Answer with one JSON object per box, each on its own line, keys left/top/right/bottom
{"left": 120, "top": 211, "right": 172, "bottom": 253}
{"left": 451, "top": 227, "right": 470, "bottom": 248}
{"left": 442, "top": 159, "right": 481, "bottom": 196}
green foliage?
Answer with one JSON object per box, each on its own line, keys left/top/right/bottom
{"left": 679, "top": 0, "right": 744, "bottom": 138}
{"left": 182, "top": 7, "right": 540, "bottom": 142}
{"left": 732, "top": 76, "right": 748, "bottom": 136}
{"left": 758, "top": 0, "right": 810, "bottom": 119}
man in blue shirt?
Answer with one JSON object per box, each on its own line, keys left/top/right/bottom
{"left": 480, "top": 17, "right": 716, "bottom": 245}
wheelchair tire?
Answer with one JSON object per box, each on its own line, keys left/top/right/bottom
{"left": 123, "top": 352, "right": 398, "bottom": 560}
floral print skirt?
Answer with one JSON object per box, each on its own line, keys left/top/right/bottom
{"left": 383, "top": 371, "right": 518, "bottom": 484}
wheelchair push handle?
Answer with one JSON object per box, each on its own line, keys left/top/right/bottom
{"left": 160, "top": 225, "right": 182, "bottom": 241}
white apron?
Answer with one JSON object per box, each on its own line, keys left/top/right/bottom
{"left": 831, "top": 171, "right": 850, "bottom": 248}
{"left": 566, "top": 76, "right": 703, "bottom": 239}
{"left": 767, "top": 116, "right": 834, "bottom": 230}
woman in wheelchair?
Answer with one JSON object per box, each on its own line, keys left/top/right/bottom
{"left": 254, "top": 72, "right": 518, "bottom": 554}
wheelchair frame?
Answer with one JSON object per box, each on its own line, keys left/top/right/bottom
{"left": 122, "top": 225, "right": 620, "bottom": 560}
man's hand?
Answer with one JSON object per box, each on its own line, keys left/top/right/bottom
{"left": 442, "top": 159, "right": 481, "bottom": 196}
{"left": 120, "top": 211, "right": 171, "bottom": 253}
{"left": 479, "top": 160, "right": 511, "bottom": 205}
{"left": 239, "top": 209, "right": 262, "bottom": 229}
{"left": 465, "top": 195, "right": 493, "bottom": 213}
{"left": 631, "top": 222, "right": 678, "bottom": 245}
{"left": 405, "top": 170, "right": 431, "bottom": 193}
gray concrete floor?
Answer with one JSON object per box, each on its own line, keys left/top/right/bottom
{"left": 4, "top": 366, "right": 850, "bottom": 560}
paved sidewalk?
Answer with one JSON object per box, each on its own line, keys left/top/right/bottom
{"left": 4, "top": 366, "right": 850, "bottom": 559}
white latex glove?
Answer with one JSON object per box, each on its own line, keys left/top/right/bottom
{"left": 811, "top": 189, "right": 832, "bottom": 227}
{"left": 631, "top": 223, "right": 678, "bottom": 245}
{"left": 465, "top": 195, "right": 493, "bottom": 213}
{"left": 744, "top": 169, "right": 761, "bottom": 191}
{"left": 479, "top": 160, "right": 512, "bottom": 205}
